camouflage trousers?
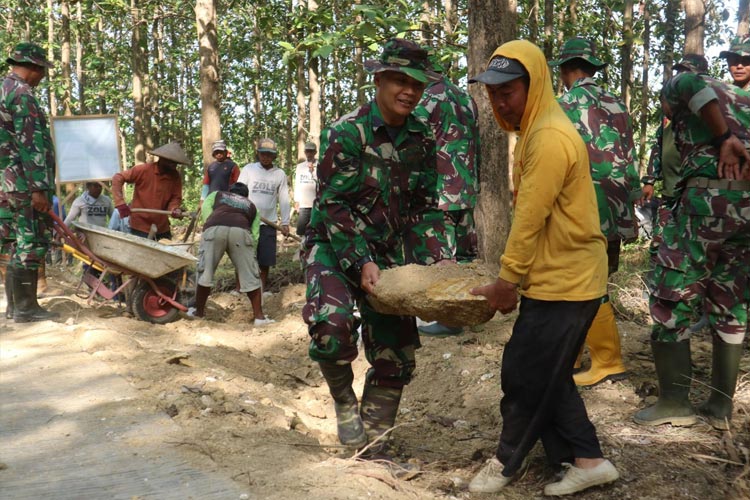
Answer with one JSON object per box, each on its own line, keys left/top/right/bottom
{"left": 303, "top": 262, "right": 420, "bottom": 388}
{"left": 4, "top": 191, "right": 52, "bottom": 269}
{"left": 444, "top": 208, "right": 477, "bottom": 263}
{"left": 647, "top": 196, "right": 676, "bottom": 265}
{"left": 0, "top": 204, "right": 15, "bottom": 257}
{"left": 649, "top": 186, "right": 750, "bottom": 343}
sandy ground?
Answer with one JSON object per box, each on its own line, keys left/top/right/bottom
{"left": 2, "top": 254, "right": 750, "bottom": 499}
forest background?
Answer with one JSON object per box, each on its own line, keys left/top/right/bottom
{"left": 1, "top": 0, "right": 749, "bottom": 264}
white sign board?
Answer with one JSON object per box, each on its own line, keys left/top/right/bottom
{"left": 51, "top": 115, "right": 122, "bottom": 182}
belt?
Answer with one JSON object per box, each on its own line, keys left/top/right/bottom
{"left": 686, "top": 177, "right": 750, "bottom": 191}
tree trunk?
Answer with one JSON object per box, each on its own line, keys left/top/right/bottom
{"left": 738, "top": 0, "right": 749, "bottom": 35}
{"left": 296, "top": 51, "right": 307, "bottom": 161}
{"left": 76, "top": 1, "right": 86, "bottom": 114}
{"left": 684, "top": 0, "right": 705, "bottom": 54}
{"left": 621, "top": 0, "right": 634, "bottom": 110}
{"left": 638, "top": 1, "right": 650, "bottom": 173}
{"left": 468, "top": 0, "right": 516, "bottom": 270}
{"left": 195, "top": 0, "right": 221, "bottom": 168}
{"left": 662, "top": 0, "right": 680, "bottom": 79}
{"left": 131, "top": 0, "right": 149, "bottom": 163}
{"left": 543, "top": 0, "right": 554, "bottom": 60}
{"left": 47, "top": 0, "right": 57, "bottom": 115}
{"left": 60, "top": 0, "right": 72, "bottom": 116}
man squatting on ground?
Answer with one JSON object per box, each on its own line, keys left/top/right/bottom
{"left": 0, "top": 42, "right": 59, "bottom": 323}
{"left": 550, "top": 37, "right": 641, "bottom": 387}
{"left": 468, "top": 40, "right": 619, "bottom": 496}
{"left": 301, "top": 38, "right": 451, "bottom": 453}
{"left": 633, "top": 61, "right": 750, "bottom": 431}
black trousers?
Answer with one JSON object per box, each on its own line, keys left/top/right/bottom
{"left": 497, "top": 297, "right": 603, "bottom": 476}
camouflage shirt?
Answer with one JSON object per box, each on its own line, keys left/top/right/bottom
{"left": 304, "top": 100, "right": 450, "bottom": 273}
{"left": 414, "top": 76, "right": 480, "bottom": 211}
{"left": 662, "top": 72, "right": 750, "bottom": 183}
{"left": 558, "top": 77, "right": 641, "bottom": 240}
{"left": 0, "top": 72, "right": 55, "bottom": 194}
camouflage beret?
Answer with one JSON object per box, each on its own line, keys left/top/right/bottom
{"left": 6, "top": 42, "right": 53, "bottom": 69}
{"left": 549, "top": 37, "right": 607, "bottom": 69}
{"left": 364, "top": 38, "right": 439, "bottom": 84}
{"left": 719, "top": 33, "right": 750, "bottom": 59}
{"left": 674, "top": 53, "right": 709, "bottom": 74}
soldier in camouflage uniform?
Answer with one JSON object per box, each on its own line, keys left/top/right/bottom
{"left": 641, "top": 55, "right": 709, "bottom": 265}
{"left": 412, "top": 55, "right": 480, "bottom": 337}
{"left": 0, "top": 42, "right": 58, "bottom": 323}
{"left": 549, "top": 37, "right": 641, "bottom": 387}
{"left": 302, "top": 38, "right": 450, "bottom": 453}
{"left": 633, "top": 70, "right": 750, "bottom": 430}
{"left": 719, "top": 34, "right": 750, "bottom": 91}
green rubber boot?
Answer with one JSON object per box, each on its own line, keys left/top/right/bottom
{"left": 359, "top": 383, "right": 403, "bottom": 455}
{"left": 698, "top": 339, "right": 743, "bottom": 430}
{"left": 318, "top": 362, "right": 367, "bottom": 447}
{"left": 634, "top": 341, "right": 697, "bottom": 427}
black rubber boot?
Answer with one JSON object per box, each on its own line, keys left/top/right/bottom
{"left": 13, "top": 267, "right": 58, "bottom": 323}
{"left": 359, "top": 383, "right": 403, "bottom": 455}
{"left": 634, "top": 341, "right": 696, "bottom": 426}
{"left": 319, "top": 362, "right": 367, "bottom": 447}
{"left": 698, "top": 339, "right": 743, "bottom": 430}
{"left": 3, "top": 264, "right": 14, "bottom": 319}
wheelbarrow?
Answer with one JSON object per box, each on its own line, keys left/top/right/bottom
{"left": 50, "top": 212, "right": 197, "bottom": 324}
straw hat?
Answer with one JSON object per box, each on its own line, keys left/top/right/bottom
{"left": 149, "top": 141, "right": 191, "bottom": 165}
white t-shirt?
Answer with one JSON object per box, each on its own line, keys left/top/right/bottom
{"left": 64, "top": 192, "right": 114, "bottom": 227}
{"left": 294, "top": 161, "right": 318, "bottom": 209}
{"left": 237, "top": 162, "right": 291, "bottom": 225}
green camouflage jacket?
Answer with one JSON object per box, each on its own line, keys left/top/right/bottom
{"left": 558, "top": 77, "right": 641, "bottom": 241}
{"left": 0, "top": 73, "right": 55, "bottom": 194}
{"left": 662, "top": 72, "right": 750, "bottom": 183}
{"left": 414, "top": 76, "right": 480, "bottom": 211}
{"left": 304, "top": 100, "right": 450, "bottom": 274}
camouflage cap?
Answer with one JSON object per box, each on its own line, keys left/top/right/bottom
{"left": 674, "top": 53, "right": 709, "bottom": 74}
{"left": 257, "top": 138, "right": 278, "bottom": 154}
{"left": 6, "top": 42, "right": 53, "bottom": 69}
{"left": 719, "top": 33, "right": 750, "bottom": 59}
{"left": 364, "top": 38, "right": 439, "bottom": 83}
{"left": 304, "top": 141, "right": 316, "bottom": 151}
{"left": 149, "top": 141, "right": 191, "bottom": 165}
{"left": 548, "top": 37, "right": 607, "bottom": 68}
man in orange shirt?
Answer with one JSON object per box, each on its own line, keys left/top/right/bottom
{"left": 112, "top": 141, "right": 189, "bottom": 240}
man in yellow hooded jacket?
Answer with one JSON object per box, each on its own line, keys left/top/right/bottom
{"left": 469, "top": 40, "right": 619, "bottom": 496}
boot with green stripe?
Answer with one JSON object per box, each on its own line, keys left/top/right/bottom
{"left": 318, "top": 362, "right": 367, "bottom": 447}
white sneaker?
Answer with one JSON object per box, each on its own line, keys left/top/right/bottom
{"left": 468, "top": 456, "right": 512, "bottom": 493}
{"left": 186, "top": 307, "right": 198, "bottom": 318}
{"left": 543, "top": 460, "right": 619, "bottom": 496}
{"left": 254, "top": 317, "right": 276, "bottom": 327}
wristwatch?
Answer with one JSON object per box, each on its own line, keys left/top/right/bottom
{"left": 354, "top": 255, "right": 374, "bottom": 274}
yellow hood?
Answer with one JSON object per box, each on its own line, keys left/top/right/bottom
{"left": 486, "top": 40, "right": 556, "bottom": 135}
